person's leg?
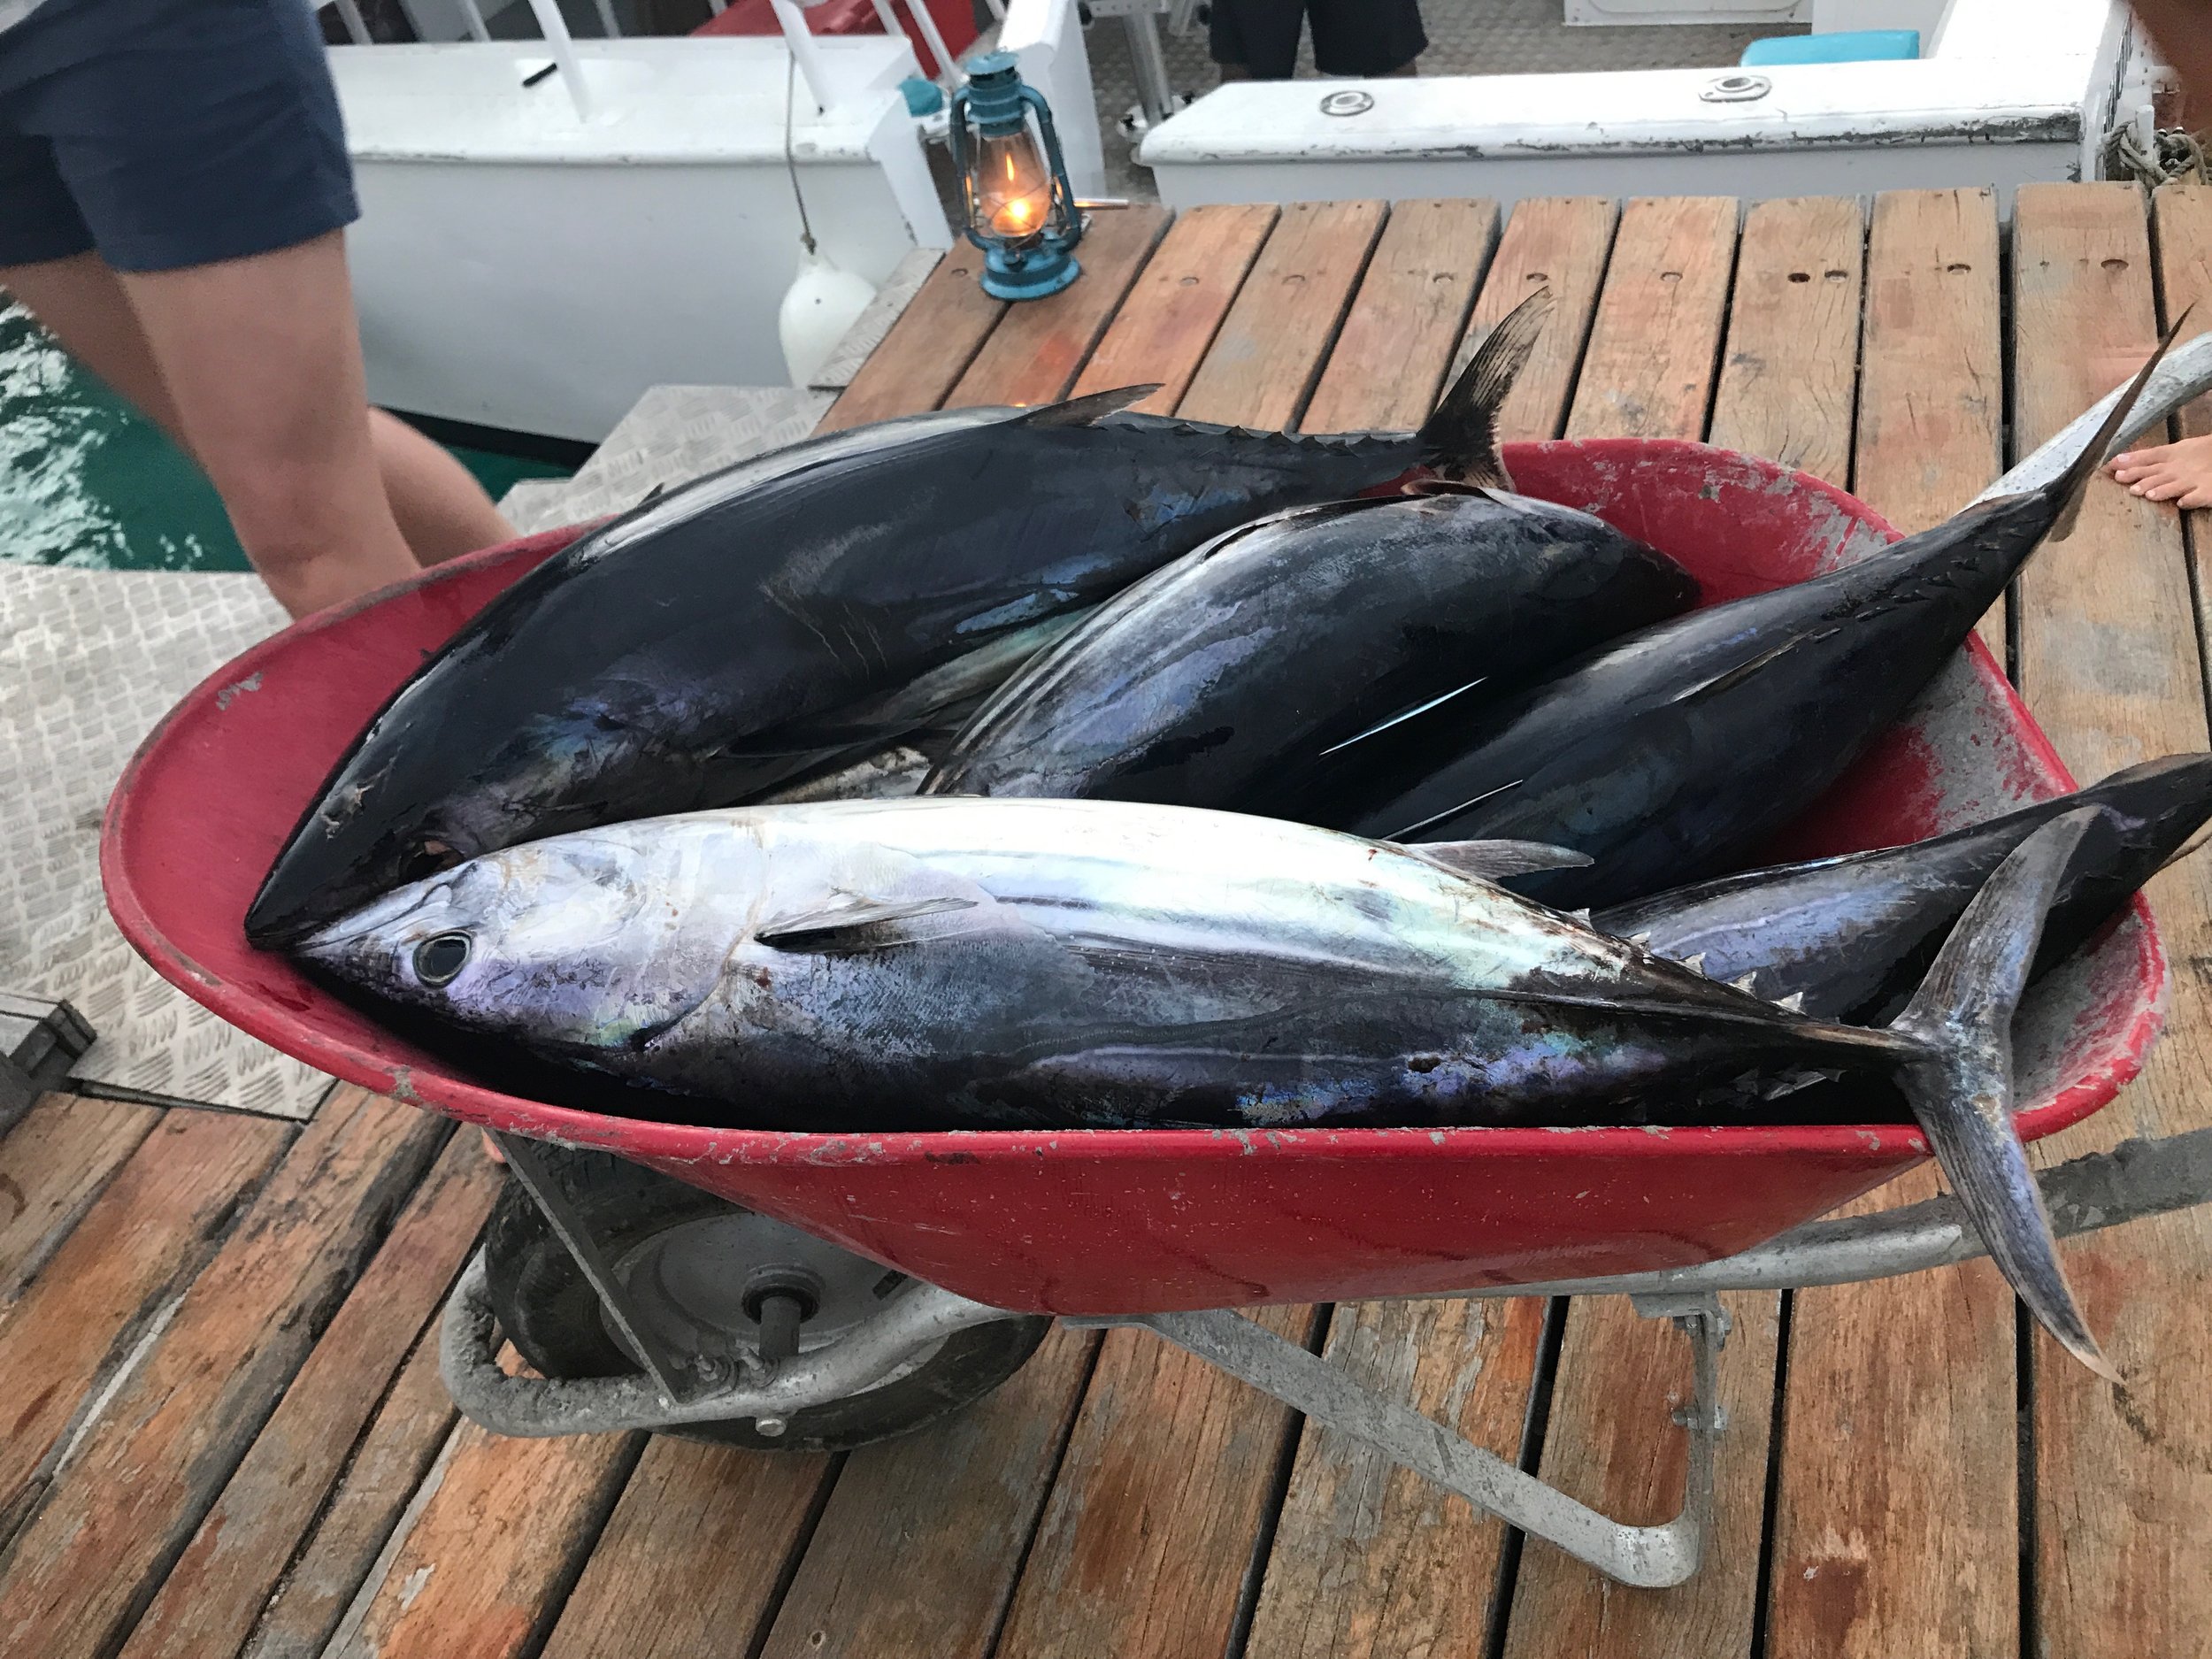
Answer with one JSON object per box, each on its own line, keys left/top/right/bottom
{"left": 1309, "top": 0, "right": 1425, "bottom": 76}
{"left": 115, "top": 232, "right": 417, "bottom": 618}
{"left": 1209, "top": 0, "right": 1304, "bottom": 81}
{"left": 370, "top": 411, "right": 515, "bottom": 565}
{"left": 5, "top": 253, "right": 513, "bottom": 569}
{"left": 2, "top": 249, "right": 194, "bottom": 446}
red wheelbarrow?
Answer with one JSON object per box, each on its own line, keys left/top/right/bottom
{"left": 102, "top": 423, "right": 2212, "bottom": 1587}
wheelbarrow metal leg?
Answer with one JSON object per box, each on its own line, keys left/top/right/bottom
{"left": 1113, "top": 1294, "right": 1727, "bottom": 1589}
{"left": 489, "top": 1131, "right": 703, "bottom": 1405}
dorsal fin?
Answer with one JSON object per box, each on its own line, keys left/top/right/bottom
{"left": 1016, "top": 385, "right": 1161, "bottom": 428}
{"left": 1391, "top": 839, "right": 1594, "bottom": 881}
{"left": 1419, "top": 287, "right": 1552, "bottom": 488}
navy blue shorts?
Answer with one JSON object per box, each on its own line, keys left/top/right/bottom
{"left": 0, "top": 0, "right": 358, "bottom": 273}
{"left": 1210, "top": 0, "right": 1426, "bottom": 79}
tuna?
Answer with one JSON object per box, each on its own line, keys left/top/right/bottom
{"left": 1332, "top": 319, "right": 2183, "bottom": 910}
{"left": 299, "top": 797, "right": 2112, "bottom": 1375}
{"left": 1595, "top": 754, "right": 2212, "bottom": 1023}
{"left": 245, "top": 290, "right": 1558, "bottom": 948}
{"left": 923, "top": 485, "right": 1697, "bottom": 816}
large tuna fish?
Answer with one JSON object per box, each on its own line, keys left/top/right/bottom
{"left": 1333, "top": 322, "right": 2182, "bottom": 910}
{"left": 922, "top": 484, "right": 1698, "bottom": 816}
{"left": 300, "top": 797, "right": 2109, "bottom": 1375}
{"left": 245, "top": 293, "right": 1557, "bottom": 948}
{"left": 1595, "top": 753, "right": 2212, "bottom": 1023}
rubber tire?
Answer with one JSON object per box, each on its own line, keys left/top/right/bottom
{"left": 483, "top": 1144, "right": 1050, "bottom": 1453}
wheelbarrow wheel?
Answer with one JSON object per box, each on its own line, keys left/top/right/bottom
{"left": 483, "top": 1144, "right": 1049, "bottom": 1453}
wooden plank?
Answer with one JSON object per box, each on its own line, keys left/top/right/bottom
{"left": 326, "top": 1381, "right": 641, "bottom": 1659}
{"left": 1069, "top": 203, "right": 1279, "bottom": 414}
{"left": 1761, "top": 187, "right": 2018, "bottom": 1659}
{"left": 2013, "top": 179, "right": 2212, "bottom": 1659}
{"left": 1707, "top": 195, "right": 1864, "bottom": 486}
{"left": 991, "top": 1307, "right": 1317, "bottom": 1659}
{"left": 1499, "top": 1294, "right": 1780, "bottom": 1658}
{"left": 239, "top": 1323, "right": 457, "bottom": 1659}
{"left": 0, "top": 1092, "right": 161, "bottom": 1299}
{"left": 1455, "top": 197, "right": 1619, "bottom": 442}
{"left": 991, "top": 203, "right": 1386, "bottom": 1657}
{"left": 541, "top": 1439, "right": 832, "bottom": 1659}
{"left": 1564, "top": 196, "right": 1739, "bottom": 442}
{"left": 1241, "top": 1297, "right": 1545, "bottom": 1659}
{"left": 0, "top": 1109, "right": 286, "bottom": 1546}
{"left": 1502, "top": 192, "right": 1824, "bottom": 1659}
{"left": 818, "top": 250, "right": 1009, "bottom": 432}
{"left": 0, "top": 1089, "right": 447, "bottom": 1659}
{"left": 946, "top": 205, "right": 1173, "bottom": 408}
{"left": 1236, "top": 213, "right": 1615, "bottom": 1657}
{"left": 1860, "top": 187, "right": 2008, "bottom": 660}
{"left": 115, "top": 1131, "right": 503, "bottom": 1659}
{"left": 757, "top": 1325, "right": 1097, "bottom": 1659}
{"left": 1850, "top": 189, "right": 2005, "bottom": 537}
{"left": 1302, "top": 198, "right": 1499, "bottom": 434}
{"left": 1177, "top": 199, "right": 1388, "bottom": 431}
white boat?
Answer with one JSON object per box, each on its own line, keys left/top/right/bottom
{"left": 1141, "top": 0, "right": 2160, "bottom": 212}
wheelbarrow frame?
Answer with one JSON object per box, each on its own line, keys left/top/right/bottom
{"left": 445, "top": 1123, "right": 2212, "bottom": 1588}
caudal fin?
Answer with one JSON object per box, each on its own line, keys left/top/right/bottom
{"left": 2045, "top": 309, "right": 2189, "bottom": 542}
{"left": 1886, "top": 808, "right": 2117, "bottom": 1379}
{"left": 1418, "top": 288, "right": 1553, "bottom": 489}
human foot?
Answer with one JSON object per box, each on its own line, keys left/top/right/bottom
{"left": 2108, "top": 433, "right": 2212, "bottom": 508}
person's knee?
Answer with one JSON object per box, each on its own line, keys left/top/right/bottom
{"left": 205, "top": 449, "right": 384, "bottom": 572}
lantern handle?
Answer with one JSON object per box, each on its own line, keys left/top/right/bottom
{"left": 1018, "top": 83, "right": 1083, "bottom": 248}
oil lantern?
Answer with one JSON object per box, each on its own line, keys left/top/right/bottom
{"left": 947, "top": 51, "right": 1082, "bottom": 301}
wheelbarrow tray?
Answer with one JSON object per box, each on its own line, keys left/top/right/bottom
{"left": 102, "top": 439, "right": 2165, "bottom": 1317}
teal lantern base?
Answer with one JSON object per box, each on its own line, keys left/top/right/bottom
{"left": 980, "top": 242, "right": 1080, "bottom": 301}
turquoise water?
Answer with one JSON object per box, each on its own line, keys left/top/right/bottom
{"left": 0, "top": 299, "right": 568, "bottom": 573}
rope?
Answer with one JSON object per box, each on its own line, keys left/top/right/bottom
{"left": 2106, "top": 124, "right": 2212, "bottom": 188}
{"left": 785, "top": 50, "right": 818, "bottom": 257}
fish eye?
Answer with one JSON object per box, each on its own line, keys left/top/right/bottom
{"left": 413, "top": 932, "right": 472, "bottom": 987}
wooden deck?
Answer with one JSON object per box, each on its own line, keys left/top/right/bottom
{"left": 7, "top": 180, "right": 2212, "bottom": 1658}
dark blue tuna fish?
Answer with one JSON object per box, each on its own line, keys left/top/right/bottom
{"left": 1592, "top": 753, "right": 2212, "bottom": 1022}
{"left": 921, "top": 483, "right": 1698, "bottom": 815}
{"left": 245, "top": 293, "right": 1558, "bottom": 947}
{"left": 1333, "top": 322, "right": 2184, "bottom": 910}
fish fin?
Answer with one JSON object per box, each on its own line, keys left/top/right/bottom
{"left": 1419, "top": 287, "right": 1552, "bottom": 488}
{"left": 2047, "top": 307, "right": 2187, "bottom": 542}
{"left": 1319, "top": 677, "right": 1490, "bottom": 756}
{"left": 637, "top": 480, "right": 668, "bottom": 508}
{"left": 1393, "top": 838, "right": 1594, "bottom": 881}
{"left": 1670, "top": 637, "right": 1801, "bottom": 708}
{"left": 1567, "top": 907, "right": 1594, "bottom": 926}
{"left": 1682, "top": 952, "right": 1707, "bottom": 976}
{"left": 1776, "top": 991, "right": 1806, "bottom": 1012}
{"left": 1731, "top": 972, "right": 1759, "bottom": 993}
{"left": 1016, "top": 385, "right": 1162, "bottom": 427}
{"left": 757, "top": 895, "right": 979, "bottom": 949}
{"left": 1886, "top": 808, "right": 2117, "bottom": 1379}
{"left": 1626, "top": 932, "right": 1653, "bottom": 949}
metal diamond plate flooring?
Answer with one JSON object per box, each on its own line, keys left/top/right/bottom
{"left": 0, "top": 565, "right": 334, "bottom": 1117}
{"left": 501, "top": 384, "right": 839, "bottom": 531}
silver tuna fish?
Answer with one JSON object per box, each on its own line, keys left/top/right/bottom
{"left": 301, "top": 799, "right": 2108, "bottom": 1376}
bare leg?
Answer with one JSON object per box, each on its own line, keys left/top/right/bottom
{"left": 4, "top": 245, "right": 513, "bottom": 596}
{"left": 371, "top": 410, "right": 515, "bottom": 565}
{"left": 2109, "top": 433, "right": 2212, "bottom": 508}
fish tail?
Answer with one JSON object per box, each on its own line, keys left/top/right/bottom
{"left": 1883, "top": 807, "right": 2118, "bottom": 1379}
{"left": 1418, "top": 287, "right": 1553, "bottom": 489}
{"left": 2046, "top": 306, "right": 2189, "bottom": 542}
